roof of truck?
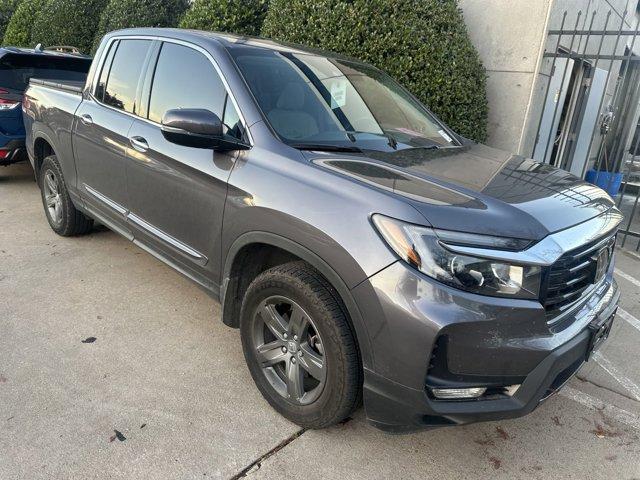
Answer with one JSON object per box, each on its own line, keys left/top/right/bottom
{"left": 107, "top": 28, "right": 359, "bottom": 63}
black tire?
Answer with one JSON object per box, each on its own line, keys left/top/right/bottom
{"left": 39, "top": 155, "right": 93, "bottom": 236}
{"left": 240, "top": 261, "right": 361, "bottom": 429}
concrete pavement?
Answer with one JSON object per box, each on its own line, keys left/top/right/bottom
{"left": 1, "top": 162, "right": 640, "bottom": 479}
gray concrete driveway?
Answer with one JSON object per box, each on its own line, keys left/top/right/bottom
{"left": 1, "top": 162, "right": 640, "bottom": 479}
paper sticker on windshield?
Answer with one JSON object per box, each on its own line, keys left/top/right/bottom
{"left": 330, "top": 81, "right": 347, "bottom": 109}
{"left": 438, "top": 129, "right": 453, "bottom": 143}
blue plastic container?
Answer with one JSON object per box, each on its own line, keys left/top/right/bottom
{"left": 585, "top": 169, "right": 623, "bottom": 197}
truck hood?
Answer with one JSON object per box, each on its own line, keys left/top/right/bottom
{"left": 310, "top": 142, "right": 615, "bottom": 241}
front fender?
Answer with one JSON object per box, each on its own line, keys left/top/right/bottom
{"left": 221, "top": 230, "right": 375, "bottom": 371}
{"left": 219, "top": 139, "right": 430, "bottom": 377}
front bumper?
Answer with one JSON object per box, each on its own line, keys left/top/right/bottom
{"left": 352, "top": 260, "right": 620, "bottom": 433}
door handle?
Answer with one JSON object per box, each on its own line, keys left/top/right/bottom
{"left": 79, "top": 114, "right": 93, "bottom": 125}
{"left": 129, "top": 136, "right": 149, "bottom": 153}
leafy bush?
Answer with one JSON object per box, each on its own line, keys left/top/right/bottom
{"left": 261, "top": 0, "right": 488, "bottom": 142}
{"left": 3, "top": 0, "right": 45, "bottom": 47}
{"left": 0, "top": 0, "right": 20, "bottom": 42}
{"left": 31, "top": 0, "right": 109, "bottom": 54}
{"left": 93, "top": 0, "right": 189, "bottom": 51}
{"left": 180, "top": 0, "right": 268, "bottom": 36}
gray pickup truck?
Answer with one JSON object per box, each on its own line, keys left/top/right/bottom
{"left": 23, "top": 29, "right": 621, "bottom": 433}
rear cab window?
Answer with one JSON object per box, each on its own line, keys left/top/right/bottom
{"left": 95, "top": 39, "right": 153, "bottom": 114}
{"left": 0, "top": 53, "right": 91, "bottom": 92}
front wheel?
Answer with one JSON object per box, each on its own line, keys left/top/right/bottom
{"left": 39, "top": 155, "right": 93, "bottom": 236}
{"left": 240, "top": 261, "right": 361, "bottom": 428}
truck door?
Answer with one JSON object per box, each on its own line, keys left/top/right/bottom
{"left": 74, "top": 39, "right": 154, "bottom": 227}
{"left": 124, "top": 41, "right": 246, "bottom": 281}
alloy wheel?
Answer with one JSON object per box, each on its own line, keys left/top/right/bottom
{"left": 251, "top": 295, "right": 326, "bottom": 405}
{"left": 43, "top": 170, "right": 63, "bottom": 226}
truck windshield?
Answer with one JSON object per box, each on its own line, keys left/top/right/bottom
{"left": 0, "top": 53, "right": 91, "bottom": 92}
{"left": 230, "top": 47, "right": 458, "bottom": 151}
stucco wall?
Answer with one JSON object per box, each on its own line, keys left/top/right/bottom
{"left": 459, "top": 0, "right": 639, "bottom": 159}
{"left": 458, "top": 0, "right": 552, "bottom": 154}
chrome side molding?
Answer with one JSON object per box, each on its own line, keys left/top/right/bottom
{"left": 128, "top": 213, "right": 206, "bottom": 262}
{"left": 84, "top": 183, "right": 127, "bottom": 216}
{"left": 83, "top": 183, "right": 207, "bottom": 264}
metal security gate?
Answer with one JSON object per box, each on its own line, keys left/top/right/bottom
{"left": 534, "top": 9, "right": 640, "bottom": 250}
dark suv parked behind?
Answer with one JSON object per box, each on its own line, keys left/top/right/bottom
{"left": 23, "top": 29, "right": 621, "bottom": 432}
{"left": 0, "top": 46, "right": 91, "bottom": 166}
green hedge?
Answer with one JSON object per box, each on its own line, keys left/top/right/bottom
{"left": 3, "top": 0, "right": 45, "bottom": 47}
{"left": 180, "top": 0, "right": 268, "bottom": 36}
{"left": 31, "top": 0, "right": 109, "bottom": 54}
{"left": 93, "top": 0, "right": 189, "bottom": 51}
{"left": 261, "top": 0, "right": 488, "bottom": 142}
{"left": 0, "top": 0, "right": 20, "bottom": 42}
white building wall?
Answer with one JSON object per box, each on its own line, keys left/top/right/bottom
{"left": 458, "top": 0, "right": 553, "bottom": 153}
{"left": 459, "top": 0, "right": 639, "bottom": 161}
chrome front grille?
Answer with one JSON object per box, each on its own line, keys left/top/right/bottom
{"left": 543, "top": 233, "right": 616, "bottom": 320}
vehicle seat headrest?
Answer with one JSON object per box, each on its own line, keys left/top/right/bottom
{"left": 276, "top": 82, "right": 306, "bottom": 110}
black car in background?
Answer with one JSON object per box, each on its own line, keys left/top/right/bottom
{"left": 0, "top": 46, "right": 91, "bottom": 166}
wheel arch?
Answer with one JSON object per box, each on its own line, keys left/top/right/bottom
{"left": 32, "top": 133, "right": 57, "bottom": 181}
{"left": 220, "top": 231, "right": 374, "bottom": 370}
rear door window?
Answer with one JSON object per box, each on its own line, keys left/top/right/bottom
{"left": 147, "top": 42, "right": 241, "bottom": 137}
{"left": 102, "top": 40, "right": 152, "bottom": 114}
{"left": 95, "top": 40, "right": 119, "bottom": 103}
{"left": 0, "top": 53, "right": 91, "bottom": 92}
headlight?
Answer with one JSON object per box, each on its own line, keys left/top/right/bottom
{"left": 372, "top": 215, "right": 541, "bottom": 299}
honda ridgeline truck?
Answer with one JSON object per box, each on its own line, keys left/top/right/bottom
{"left": 23, "top": 29, "right": 621, "bottom": 432}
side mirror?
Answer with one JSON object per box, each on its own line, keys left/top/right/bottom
{"left": 161, "top": 108, "right": 248, "bottom": 151}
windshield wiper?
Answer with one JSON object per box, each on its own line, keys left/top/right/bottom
{"left": 412, "top": 145, "right": 441, "bottom": 150}
{"left": 384, "top": 131, "right": 398, "bottom": 150}
{"left": 344, "top": 130, "right": 397, "bottom": 149}
{"left": 289, "top": 143, "right": 362, "bottom": 153}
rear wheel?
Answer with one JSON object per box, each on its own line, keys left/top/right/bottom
{"left": 39, "top": 155, "right": 93, "bottom": 236}
{"left": 240, "top": 261, "right": 361, "bottom": 428}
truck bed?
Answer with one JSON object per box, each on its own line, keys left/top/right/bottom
{"left": 28, "top": 78, "right": 85, "bottom": 94}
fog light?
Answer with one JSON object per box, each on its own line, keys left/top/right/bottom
{"left": 431, "top": 387, "right": 487, "bottom": 399}
{"left": 504, "top": 384, "right": 521, "bottom": 397}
